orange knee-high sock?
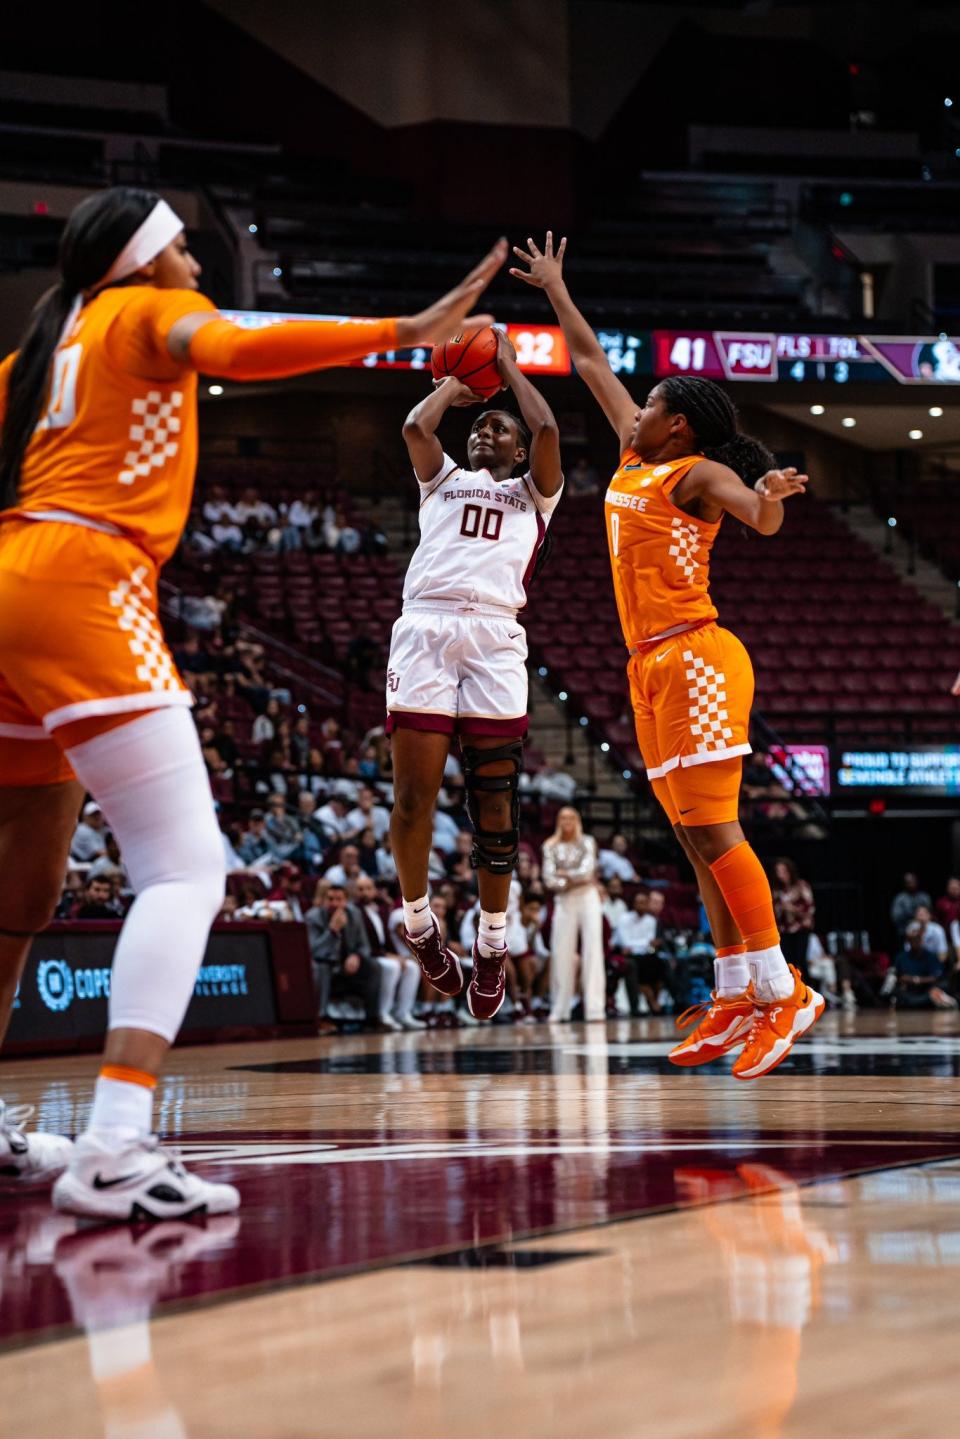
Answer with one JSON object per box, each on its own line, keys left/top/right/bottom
{"left": 709, "top": 843, "right": 780, "bottom": 951}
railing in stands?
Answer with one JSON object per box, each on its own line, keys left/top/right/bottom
{"left": 752, "top": 712, "right": 831, "bottom": 830}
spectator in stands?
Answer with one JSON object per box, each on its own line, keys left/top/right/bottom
{"left": 893, "top": 922, "right": 956, "bottom": 1009}
{"left": 531, "top": 763, "right": 577, "bottom": 803}
{"left": 252, "top": 697, "right": 282, "bottom": 747}
{"left": 264, "top": 794, "right": 301, "bottom": 862}
{"left": 358, "top": 744, "right": 382, "bottom": 781}
{"left": 542, "top": 807, "right": 605, "bottom": 1023}
{"left": 288, "top": 713, "right": 312, "bottom": 770}
{"left": 306, "top": 883, "right": 381, "bottom": 1028}
{"left": 88, "top": 834, "right": 131, "bottom": 898}
{"left": 74, "top": 876, "right": 123, "bottom": 920}
{"left": 202, "top": 484, "right": 237, "bottom": 527}
{"left": 213, "top": 719, "right": 239, "bottom": 771}
{"left": 432, "top": 798, "right": 461, "bottom": 857}
{"left": 601, "top": 875, "right": 628, "bottom": 932}
{"left": 568, "top": 456, "right": 600, "bottom": 497}
{"left": 515, "top": 892, "right": 550, "bottom": 1008}
{"left": 448, "top": 830, "right": 478, "bottom": 888}
{"left": 317, "top": 793, "right": 352, "bottom": 841}
{"left": 210, "top": 515, "right": 245, "bottom": 552}
{"left": 597, "top": 833, "right": 638, "bottom": 884}
{"left": 70, "top": 801, "right": 108, "bottom": 865}
{"left": 936, "top": 877, "right": 960, "bottom": 931}
{"left": 890, "top": 872, "right": 932, "bottom": 937}
{"left": 345, "top": 633, "right": 379, "bottom": 692}
{"left": 353, "top": 873, "right": 423, "bottom": 1030}
{"left": 326, "top": 505, "right": 361, "bottom": 554}
{"left": 346, "top": 784, "right": 391, "bottom": 843}
{"left": 174, "top": 632, "right": 215, "bottom": 687}
{"left": 325, "top": 844, "right": 363, "bottom": 888}
{"left": 237, "top": 809, "right": 272, "bottom": 869}
{"left": 375, "top": 831, "right": 399, "bottom": 883}
{"left": 320, "top": 717, "right": 344, "bottom": 772}
{"left": 299, "top": 747, "right": 329, "bottom": 799}
{"left": 612, "top": 890, "right": 665, "bottom": 1016}
{"left": 268, "top": 863, "right": 306, "bottom": 922}
{"left": 771, "top": 859, "right": 816, "bottom": 981}
{"left": 913, "top": 904, "right": 949, "bottom": 967}
{"left": 356, "top": 827, "right": 382, "bottom": 879}
{"left": 294, "top": 792, "right": 329, "bottom": 869}
{"left": 56, "top": 872, "right": 85, "bottom": 919}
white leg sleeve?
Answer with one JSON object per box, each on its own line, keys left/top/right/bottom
{"left": 395, "top": 958, "right": 421, "bottom": 1020}
{"left": 377, "top": 956, "right": 401, "bottom": 1018}
{"left": 64, "top": 709, "right": 226, "bottom": 1044}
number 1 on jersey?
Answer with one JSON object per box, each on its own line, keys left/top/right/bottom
{"left": 37, "top": 343, "right": 82, "bottom": 433}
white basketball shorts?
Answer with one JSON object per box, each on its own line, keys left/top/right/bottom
{"left": 386, "top": 607, "right": 528, "bottom": 738}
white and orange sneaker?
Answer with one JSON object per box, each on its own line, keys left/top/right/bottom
{"left": 732, "top": 966, "right": 824, "bottom": 1081}
{"left": 668, "top": 990, "right": 755, "bottom": 1067}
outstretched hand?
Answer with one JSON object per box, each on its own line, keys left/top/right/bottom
{"left": 509, "top": 231, "right": 567, "bottom": 290}
{"left": 396, "top": 238, "right": 508, "bottom": 347}
{"left": 757, "top": 467, "right": 809, "bottom": 501}
{"left": 495, "top": 326, "right": 517, "bottom": 378}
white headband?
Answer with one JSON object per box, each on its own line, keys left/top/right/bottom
{"left": 96, "top": 198, "right": 184, "bottom": 289}
{"left": 58, "top": 199, "right": 185, "bottom": 349}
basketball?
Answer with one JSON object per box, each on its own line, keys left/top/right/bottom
{"left": 431, "top": 326, "right": 503, "bottom": 398}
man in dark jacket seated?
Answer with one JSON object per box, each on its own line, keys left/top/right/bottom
{"left": 306, "top": 883, "right": 381, "bottom": 1028}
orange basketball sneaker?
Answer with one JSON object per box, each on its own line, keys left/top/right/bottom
{"left": 669, "top": 990, "right": 755, "bottom": 1067}
{"left": 732, "top": 966, "right": 824, "bottom": 1081}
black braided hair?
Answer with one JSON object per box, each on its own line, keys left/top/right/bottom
{"left": 658, "top": 376, "right": 774, "bottom": 486}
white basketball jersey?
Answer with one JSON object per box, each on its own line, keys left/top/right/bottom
{"left": 402, "top": 452, "right": 563, "bottom": 613}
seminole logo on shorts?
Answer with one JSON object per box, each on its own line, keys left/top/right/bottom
{"left": 109, "top": 567, "right": 181, "bottom": 692}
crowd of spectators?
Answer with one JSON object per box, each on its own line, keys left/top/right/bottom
{"left": 186, "top": 485, "right": 388, "bottom": 558}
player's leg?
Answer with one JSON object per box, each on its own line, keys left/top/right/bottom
{"left": 461, "top": 732, "right": 524, "bottom": 1021}
{"left": 47, "top": 706, "right": 240, "bottom": 1219}
{"left": 676, "top": 761, "right": 824, "bottom": 1080}
{"left": 389, "top": 725, "right": 463, "bottom": 996}
{"left": 0, "top": 738, "right": 83, "bottom": 1182}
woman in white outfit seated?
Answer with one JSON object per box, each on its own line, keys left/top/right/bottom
{"left": 542, "top": 807, "right": 606, "bottom": 1023}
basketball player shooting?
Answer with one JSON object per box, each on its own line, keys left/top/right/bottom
{"left": 387, "top": 330, "right": 564, "bottom": 1021}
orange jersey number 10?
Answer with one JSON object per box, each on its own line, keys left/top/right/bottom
{"left": 37, "top": 343, "right": 82, "bottom": 433}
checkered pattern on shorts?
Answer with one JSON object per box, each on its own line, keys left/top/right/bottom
{"left": 683, "top": 648, "right": 734, "bottom": 754}
{"left": 119, "top": 390, "right": 183, "bottom": 487}
{"left": 668, "top": 517, "right": 701, "bottom": 583}
{"left": 109, "top": 567, "right": 180, "bottom": 692}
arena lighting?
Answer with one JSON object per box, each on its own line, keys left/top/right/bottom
{"left": 207, "top": 384, "right": 224, "bottom": 396}
{"left": 272, "top": 266, "right": 282, "bottom": 278}
{"left": 622, "top": 769, "right": 632, "bottom": 780}
{"left": 600, "top": 742, "right": 610, "bottom": 753}
{"left": 248, "top": 223, "right": 258, "bottom": 234}
{"left": 810, "top": 404, "right": 825, "bottom": 415}
{"left": 909, "top": 429, "right": 923, "bottom": 440}
{"left": 930, "top": 406, "right": 944, "bottom": 417}
{"left": 841, "top": 416, "right": 856, "bottom": 427}
{"left": 558, "top": 690, "right": 568, "bottom": 701}
{"left": 946, "top": 98, "right": 954, "bottom": 107}
{"left": 887, "top": 516, "right": 897, "bottom": 528}
{"left": 839, "top": 191, "right": 853, "bottom": 207}
{"left": 537, "top": 665, "right": 548, "bottom": 677}
{"left": 579, "top": 716, "right": 589, "bottom": 727}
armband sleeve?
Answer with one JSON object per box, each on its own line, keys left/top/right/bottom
{"left": 188, "top": 316, "right": 399, "bottom": 381}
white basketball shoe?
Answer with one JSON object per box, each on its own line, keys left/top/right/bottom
{"left": 53, "top": 1132, "right": 241, "bottom": 1222}
{"left": 0, "top": 1101, "right": 74, "bottom": 1186}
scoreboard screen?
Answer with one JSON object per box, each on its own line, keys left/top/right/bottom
{"left": 835, "top": 747, "right": 960, "bottom": 795}
{"left": 652, "top": 330, "right": 892, "bottom": 384}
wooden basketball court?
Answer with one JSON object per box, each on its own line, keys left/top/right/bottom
{"left": 2, "top": 1013, "right": 959, "bottom": 1437}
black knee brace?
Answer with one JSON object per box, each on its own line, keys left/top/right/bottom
{"left": 462, "top": 739, "right": 523, "bottom": 876}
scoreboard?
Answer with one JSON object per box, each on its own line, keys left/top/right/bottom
{"left": 219, "top": 311, "right": 960, "bottom": 387}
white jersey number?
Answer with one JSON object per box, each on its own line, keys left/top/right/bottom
{"left": 611, "top": 510, "right": 620, "bottom": 557}
{"left": 36, "top": 343, "right": 82, "bottom": 433}
{"left": 460, "top": 504, "right": 503, "bottom": 542}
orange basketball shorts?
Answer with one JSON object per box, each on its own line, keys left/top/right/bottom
{"left": 628, "top": 622, "right": 754, "bottom": 827}
{"left": 0, "top": 519, "right": 191, "bottom": 787}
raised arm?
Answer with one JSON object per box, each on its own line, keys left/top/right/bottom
{"left": 681, "top": 461, "right": 809, "bottom": 536}
{"left": 165, "top": 238, "right": 509, "bottom": 376}
{"left": 495, "top": 331, "right": 563, "bottom": 497}
{"left": 402, "top": 376, "right": 479, "bottom": 483}
{"left": 511, "top": 233, "right": 636, "bottom": 452}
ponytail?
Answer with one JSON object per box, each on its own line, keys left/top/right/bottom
{"left": 659, "top": 375, "right": 774, "bottom": 487}
{"left": 0, "top": 186, "right": 161, "bottom": 509}
{"left": 0, "top": 283, "right": 76, "bottom": 508}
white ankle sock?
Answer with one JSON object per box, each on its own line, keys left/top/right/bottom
{"left": 477, "top": 910, "right": 507, "bottom": 959}
{"left": 402, "top": 895, "right": 433, "bottom": 937}
{"left": 87, "top": 1076, "right": 153, "bottom": 1143}
{"left": 747, "top": 946, "right": 794, "bottom": 1003}
{"left": 714, "top": 955, "right": 750, "bottom": 998}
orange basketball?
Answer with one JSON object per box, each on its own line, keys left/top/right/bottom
{"left": 430, "top": 327, "right": 503, "bottom": 399}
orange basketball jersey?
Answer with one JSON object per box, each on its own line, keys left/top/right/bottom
{"left": 605, "top": 450, "right": 721, "bottom": 647}
{"left": 0, "top": 285, "right": 216, "bottom": 566}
